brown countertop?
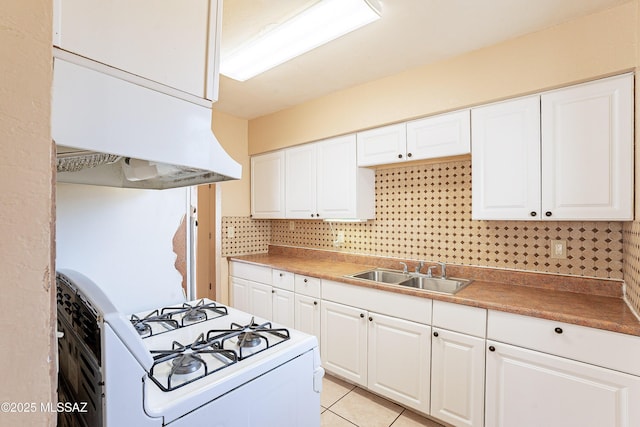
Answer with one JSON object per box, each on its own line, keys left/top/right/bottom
{"left": 229, "top": 249, "right": 640, "bottom": 337}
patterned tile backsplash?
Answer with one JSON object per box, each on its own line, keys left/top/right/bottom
{"left": 223, "top": 159, "right": 637, "bottom": 310}
{"left": 224, "top": 160, "right": 623, "bottom": 276}
{"left": 622, "top": 222, "right": 640, "bottom": 314}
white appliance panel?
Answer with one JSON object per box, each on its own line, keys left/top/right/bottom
{"left": 56, "top": 183, "right": 187, "bottom": 313}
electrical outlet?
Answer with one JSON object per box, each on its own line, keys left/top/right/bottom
{"left": 337, "top": 231, "right": 345, "bottom": 243}
{"left": 289, "top": 221, "right": 295, "bottom": 231}
{"left": 550, "top": 240, "right": 567, "bottom": 259}
{"left": 227, "top": 226, "right": 235, "bottom": 238}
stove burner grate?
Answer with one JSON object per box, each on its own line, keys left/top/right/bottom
{"left": 149, "top": 334, "right": 238, "bottom": 392}
{"left": 205, "top": 317, "right": 291, "bottom": 360}
{"left": 161, "top": 299, "right": 228, "bottom": 326}
{"left": 130, "top": 311, "right": 180, "bottom": 337}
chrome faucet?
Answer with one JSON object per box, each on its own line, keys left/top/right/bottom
{"left": 437, "top": 262, "right": 447, "bottom": 279}
{"left": 399, "top": 262, "right": 408, "bottom": 274}
{"left": 415, "top": 261, "right": 425, "bottom": 274}
{"left": 423, "top": 262, "right": 447, "bottom": 278}
{"left": 425, "top": 265, "right": 437, "bottom": 278}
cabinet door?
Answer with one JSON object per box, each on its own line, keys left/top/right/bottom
{"left": 251, "top": 151, "right": 286, "bottom": 218}
{"left": 272, "top": 289, "right": 294, "bottom": 328}
{"left": 320, "top": 300, "right": 367, "bottom": 386}
{"left": 248, "top": 282, "right": 273, "bottom": 321}
{"left": 356, "top": 123, "right": 407, "bottom": 166}
{"left": 316, "top": 135, "right": 359, "bottom": 219}
{"left": 486, "top": 341, "right": 640, "bottom": 427}
{"left": 431, "top": 328, "right": 485, "bottom": 427}
{"left": 541, "top": 74, "right": 633, "bottom": 220}
{"left": 294, "top": 294, "right": 321, "bottom": 341}
{"left": 407, "top": 110, "right": 471, "bottom": 160}
{"left": 471, "top": 96, "right": 541, "bottom": 220}
{"left": 229, "top": 277, "right": 250, "bottom": 313}
{"left": 368, "top": 313, "right": 431, "bottom": 414}
{"left": 54, "top": 0, "right": 220, "bottom": 100}
{"left": 285, "top": 144, "right": 317, "bottom": 219}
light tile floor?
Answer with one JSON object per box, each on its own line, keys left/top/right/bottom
{"left": 321, "top": 374, "right": 446, "bottom": 427}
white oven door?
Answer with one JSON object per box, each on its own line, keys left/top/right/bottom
{"left": 167, "top": 351, "right": 321, "bottom": 427}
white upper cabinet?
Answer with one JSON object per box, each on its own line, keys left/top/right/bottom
{"left": 316, "top": 135, "right": 375, "bottom": 220}
{"left": 406, "top": 109, "right": 471, "bottom": 159}
{"left": 281, "top": 134, "right": 375, "bottom": 220}
{"left": 472, "top": 74, "right": 633, "bottom": 221}
{"left": 357, "top": 110, "right": 471, "bottom": 167}
{"left": 53, "top": 0, "right": 222, "bottom": 102}
{"left": 541, "top": 75, "right": 633, "bottom": 220}
{"left": 251, "top": 151, "right": 286, "bottom": 219}
{"left": 357, "top": 123, "right": 407, "bottom": 166}
{"left": 471, "top": 96, "right": 541, "bottom": 220}
{"left": 285, "top": 143, "right": 318, "bottom": 219}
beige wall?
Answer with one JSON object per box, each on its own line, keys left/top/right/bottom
{"left": 620, "top": 1, "right": 640, "bottom": 316}
{"left": 248, "top": 1, "right": 636, "bottom": 154}
{"left": 213, "top": 110, "right": 250, "bottom": 217}
{"left": 211, "top": 110, "right": 249, "bottom": 304}
{"left": 0, "top": 1, "right": 55, "bottom": 426}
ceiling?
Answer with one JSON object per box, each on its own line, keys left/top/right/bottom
{"left": 215, "top": 0, "right": 630, "bottom": 120}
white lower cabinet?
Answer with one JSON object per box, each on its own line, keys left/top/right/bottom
{"left": 320, "top": 299, "right": 431, "bottom": 414}
{"left": 229, "top": 262, "right": 274, "bottom": 321}
{"left": 230, "top": 263, "right": 323, "bottom": 336}
{"left": 271, "top": 288, "right": 294, "bottom": 328}
{"left": 431, "top": 328, "right": 485, "bottom": 427}
{"left": 368, "top": 312, "right": 431, "bottom": 413}
{"left": 485, "top": 341, "right": 640, "bottom": 427}
{"left": 431, "top": 300, "right": 487, "bottom": 427}
{"left": 294, "top": 294, "right": 320, "bottom": 341}
{"left": 230, "top": 263, "right": 640, "bottom": 427}
{"left": 320, "top": 300, "right": 368, "bottom": 386}
{"left": 230, "top": 277, "right": 273, "bottom": 321}
{"left": 229, "top": 276, "right": 250, "bottom": 313}
{"left": 486, "top": 310, "right": 640, "bottom": 427}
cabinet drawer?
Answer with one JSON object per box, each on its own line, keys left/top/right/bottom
{"left": 229, "top": 262, "right": 271, "bottom": 284}
{"left": 432, "top": 300, "right": 486, "bottom": 337}
{"left": 488, "top": 310, "right": 640, "bottom": 376}
{"left": 295, "top": 275, "right": 321, "bottom": 298}
{"left": 322, "top": 280, "right": 431, "bottom": 324}
{"left": 272, "top": 269, "right": 294, "bottom": 291}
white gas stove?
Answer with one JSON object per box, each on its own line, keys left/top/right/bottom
{"left": 56, "top": 269, "right": 323, "bottom": 427}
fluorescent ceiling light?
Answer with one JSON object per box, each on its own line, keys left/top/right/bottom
{"left": 221, "top": 0, "right": 382, "bottom": 81}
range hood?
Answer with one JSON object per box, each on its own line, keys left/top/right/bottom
{"left": 52, "top": 49, "right": 241, "bottom": 189}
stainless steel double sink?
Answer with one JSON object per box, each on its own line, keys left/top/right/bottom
{"left": 345, "top": 268, "right": 472, "bottom": 295}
